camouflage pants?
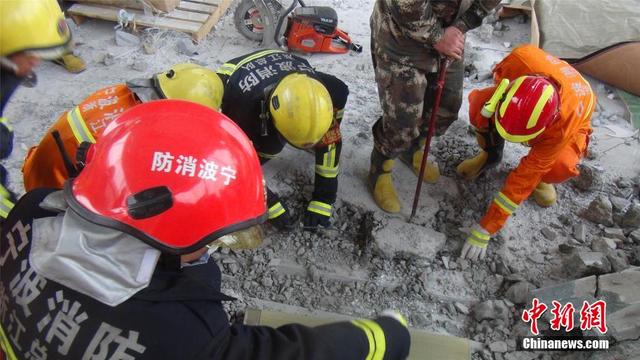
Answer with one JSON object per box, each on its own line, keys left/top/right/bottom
{"left": 372, "top": 53, "right": 464, "bottom": 158}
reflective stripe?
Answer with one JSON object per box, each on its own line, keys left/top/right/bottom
{"left": 0, "top": 117, "right": 12, "bottom": 131}
{"left": 315, "top": 164, "right": 339, "bottom": 178}
{"left": 67, "top": 106, "right": 96, "bottom": 144}
{"left": 335, "top": 109, "right": 344, "bottom": 120}
{"left": 268, "top": 202, "right": 285, "bottom": 219}
{"left": 0, "top": 197, "right": 14, "bottom": 219}
{"left": 499, "top": 76, "right": 526, "bottom": 118}
{"left": 352, "top": 319, "right": 387, "bottom": 360}
{"left": 481, "top": 78, "right": 510, "bottom": 118}
{"left": 216, "top": 50, "right": 283, "bottom": 76}
{"left": 467, "top": 229, "right": 490, "bottom": 248}
{"left": 494, "top": 115, "right": 545, "bottom": 143}
{"left": 0, "top": 325, "right": 18, "bottom": 360}
{"left": 493, "top": 192, "right": 518, "bottom": 215}
{"left": 322, "top": 144, "right": 337, "bottom": 168}
{"left": 307, "top": 200, "right": 332, "bottom": 217}
{"left": 526, "top": 85, "right": 555, "bottom": 129}
{"left": 258, "top": 152, "right": 278, "bottom": 159}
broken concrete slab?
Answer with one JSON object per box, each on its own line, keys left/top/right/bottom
{"left": 373, "top": 218, "right": 446, "bottom": 259}
{"left": 573, "top": 223, "right": 587, "bottom": 243}
{"left": 608, "top": 304, "right": 640, "bottom": 341}
{"left": 571, "top": 164, "right": 604, "bottom": 192}
{"left": 530, "top": 275, "right": 597, "bottom": 326}
{"left": 581, "top": 196, "right": 614, "bottom": 226}
{"left": 623, "top": 203, "right": 640, "bottom": 228}
{"left": 565, "top": 251, "right": 612, "bottom": 277}
{"left": 591, "top": 237, "right": 617, "bottom": 252}
{"left": 630, "top": 229, "right": 640, "bottom": 244}
{"left": 607, "top": 250, "right": 630, "bottom": 273}
{"left": 604, "top": 227, "right": 626, "bottom": 241}
{"left": 505, "top": 281, "right": 536, "bottom": 305}
{"left": 598, "top": 267, "right": 640, "bottom": 311}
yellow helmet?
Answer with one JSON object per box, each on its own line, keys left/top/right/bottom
{"left": 269, "top": 73, "right": 333, "bottom": 149}
{"left": 155, "top": 63, "right": 224, "bottom": 110}
{"left": 0, "top": 0, "right": 72, "bottom": 58}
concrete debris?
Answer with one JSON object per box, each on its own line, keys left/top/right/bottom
{"left": 477, "top": 24, "right": 494, "bottom": 43}
{"left": 608, "top": 250, "right": 630, "bottom": 273}
{"left": 630, "top": 229, "right": 640, "bottom": 244}
{"left": 493, "top": 21, "right": 504, "bottom": 31}
{"left": 573, "top": 223, "right": 587, "bottom": 243}
{"left": 603, "top": 227, "right": 626, "bottom": 241}
{"left": 102, "top": 53, "right": 116, "bottom": 66}
{"left": 505, "top": 282, "right": 536, "bottom": 305}
{"left": 530, "top": 275, "right": 597, "bottom": 325}
{"left": 373, "top": 218, "right": 446, "bottom": 259}
{"left": 132, "top": 59, "right": 149, "bottom": 72}
{"left": 591, "top": 237, "right": 617, "bottom": 252}
{"left": 597, "top": 268, "right": 640, "bottom": 341}
{"left": 177, "top": 39, "right": 198, "bottom": 56}
{"left": 564, "top": 251, "right": 612, "bottom": 277}
{"left": 489, "top": 341, "right": 508, "bottom": 353}
{"left": 454, "top": 302, "right": 470, "bottom": 315}
{"left": 581, "top": 195, "right": 614, "bottom": 226}
{"left": 571, "top": 164, "right": 603, "bottom": 192}
{"left": 623, "top": 203, "right": 640, "bottom": 228}
{"left": 472, "top": 300, "right": 511, "bottom": 323}
{"left": 632, "top": 247, "right": 640, "bottom": 266}
{"left": 115, "top": 30, "right": 140, "bottom": 47}
{"left": 540, "top": 227, "right": 557, "bottom": 241}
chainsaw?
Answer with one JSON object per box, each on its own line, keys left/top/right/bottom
{"left": 234, "top": 0, "right": 362, "bottom": 54}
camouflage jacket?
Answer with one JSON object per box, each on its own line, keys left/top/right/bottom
{"left": 370, "top": 0, "right": 501, "bottom": 70}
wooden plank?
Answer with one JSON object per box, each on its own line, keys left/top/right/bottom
{"left": 177, "top": 1, "right": 215, "bottom": 14}
{"left": 68, "top": 3, "right": 201, "bottom": 33}
{"left": 189, "top": 0, "right": 220, "bottom": 5}
{"left": 193, "top": 0, "right": 230, "bottom": 41}
{"left": 164, "top": 8, "right": 208, "bottom": 23}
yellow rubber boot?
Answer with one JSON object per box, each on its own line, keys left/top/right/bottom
{"left": 409, "top": 149, "right": 440, "bottom": 184}
{"left": 456, "top": 151, "right": 489, "bottom": 181}
{"left": 369, "top": 149, "right": 401, "bottom": 213}
{"left": 54, "top": 54, "right": 86, "bottom": 73}
{"left": 532, "top": 182, "right": 556, "bottom": 207}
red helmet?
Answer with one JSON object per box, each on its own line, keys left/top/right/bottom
{"left": 65, "top": 100, "right": 267, "bottom": 255}
{"left": 495, "top": 76, "right": 560, "bottom": 143}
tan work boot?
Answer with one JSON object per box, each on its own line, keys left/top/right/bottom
{"left": 53, "top": 54, "right": 86, "bottom": 73}
{"left": 532, "top": 182, "right": 556, "bottom": 207}
{"left": 369, "top": 149, "right": 401, "bottom": 213}
{"left": 456, "top": 129, "right": 504, "bottom": 181}
{"left": 400, "top": 138, "right": 440, "bottom": 183}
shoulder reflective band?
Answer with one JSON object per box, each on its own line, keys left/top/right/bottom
{"left": 493, "top": 191, "right": 518, "bottom": 215}
{"left": 307, "top": 201, "right": 332, "bottom": 217}
{"left": 316, "top": 144, "right": 339, "bottom": 178}
{"left": 66, "top": 106, "right": 96, "bottom": 144}
{"left": 268, "top": 201, "right": 286, "bottom": 219}
{"left": 481, "top": 78, "right": 510, "bottom": 118}
{"left": 467, "top": 228, "right": 490, "bottom": 248}
{"left": 0, "top": 325, "right": 18, "bottom": 360}
{"left": 351, "top": 319, "right": 387, "bottom": 360}
{"left": 526, "top": 84, "right": 555, "bottom": 129}
{"left": 258, "top": 152, "right": 278, "bottom": 160}
{"left": 0, "top": 184, "right": 14, "bottom": 219}
{"left": 0, "top": 117, "right": 12, "bottom": 131}
{"left": 216, "top": 49, "right": 284, "bottom": 76}
{"left": 499, "top": 76, "right": 526, "bottom": 119}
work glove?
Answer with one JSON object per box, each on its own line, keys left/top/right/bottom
{"left": 267, "top": 201, "right": 297, "bottom": 231}
{"left": 0, "top": 118, "right": 14, "bottom": 159}
{"left": 460, "top": 224, "right": 490, "bottom": 261}
{"left": 303, "top": 200, "right": 332, "bottom": 230}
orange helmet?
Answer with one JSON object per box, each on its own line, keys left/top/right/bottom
{"left": 493, "top": 76, "right": 560, "bottom": 143}
{"left": 65, "top": 100, "right": 267, "bottom": 255}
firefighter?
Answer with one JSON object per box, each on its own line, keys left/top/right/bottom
{"left": 0, "top": 100, "right": 410, "bottom": 359}
{"left": 368, "top": 0, "right": 502, "bottom": 213}
{"left": 22, "top": 63, "right": 224, "bottom": 191}
{"left": 0, "top": 0, "right": 73, "bottom": 220}
{"left": 216, "top": 49, "right": 349, "bottom": 231}
{"left": 458, "top": 45, "right": 595, "bottom": 261}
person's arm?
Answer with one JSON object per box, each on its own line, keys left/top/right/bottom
{"left": 452, "top": 0, "right": 502, "bottom": 33}
{"left": 384, "top": 0, "right": 446, "bottom": 46}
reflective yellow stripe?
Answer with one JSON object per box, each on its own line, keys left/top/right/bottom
{"left": 481, "top": 78, "right": 510, "bottom": 118}
{"left": 526, "top": 85, "right": 555, "bottom": 129}
{"left": 495, "top": 116, "right": 545, "bottom": 143}
{"left": 268, "top": 202, "right": 285, "bottom": 219}
{"left": 216, "top": 50, "right": 283, "bottom": 76}
{"left": 67, "top": 107, "right": 96, "bottom": 144}
{"left": 0, "top": 196, "right": 14, "bottom": 219}
{"left": 321, "top": 144, "right": 337, "bottom": 168}
{"left": 499, "top": 76, "right": 526, "bottom": 118}
{"left": 467, "top": 229, "right": 490, "bottom": 248}
{"left": 258, "top": 152, "right": 278, "bottom": 160}
{"left": 0, "top": 117, "right": 12, "bottom": 131}
{"left": 307, "top": 201, "right": 332, "bottom": 217}
{"left": 352, "top": 319, "right": 387, "bottom": 360}
{"left": 315, "top": 164, "right": 339, "bottom": 178}
{"left": 493, "top": 192, "right": 518, "bottom": 215}
{"left": 335, "top": 109, "right": 344, "bottom": 120}
{"left": 0, "top": 325, "right": 18, "bottom": 360}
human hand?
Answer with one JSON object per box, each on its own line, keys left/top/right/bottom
{"left": 433, "top": 26, "right": 464, "bottom": 60}
{"left": 460, "top": 225, "right": 490, "bottom": 261}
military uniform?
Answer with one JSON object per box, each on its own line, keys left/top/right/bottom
{"left": 370, "top": 0, "right": 501, "bottom": 157}
{"left": 217, "top": 50, "right": 349, "bottom": 226}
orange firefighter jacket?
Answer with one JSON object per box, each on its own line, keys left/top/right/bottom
{"left": 22, "top": 84, "right": 140, "bottom": 191}
{"left": 468, "top": 45, "right": 596, "bottom": 234}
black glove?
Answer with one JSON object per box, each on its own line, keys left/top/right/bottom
{"left": 0, "top": 119, "right": 14, "bottom": 159}
{"left": 302, "top": 200, "right": 332, "bottom": 230}
{"left": 267, "top": 201, "right": 297, "bottom": 230}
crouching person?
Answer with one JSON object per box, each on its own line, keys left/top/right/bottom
{"left": 0, "top": 100, "right": 410, "bottom": 359}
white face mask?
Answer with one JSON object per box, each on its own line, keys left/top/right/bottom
{"left": 29, "top": 192, "right": 161, "bottom": 307}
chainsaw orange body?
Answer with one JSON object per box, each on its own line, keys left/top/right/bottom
{"left": 284, "top": 6, "right": 362, "bottom": 54}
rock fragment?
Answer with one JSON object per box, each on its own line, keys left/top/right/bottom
{"left": 564, "top": 251, "right": 612, "bottom": 277}
{"left": 177, "top": 39, "right": 198, "bottom": 56}
{"left": 505, "top": 282, "right": 536, "bottom": 305}
{"left": 581, "top": 196, "right": 614, "bottom": 226}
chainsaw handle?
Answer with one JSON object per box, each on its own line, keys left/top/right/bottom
{"left": 274, "top": 0, "right": 301, "bottom": 46}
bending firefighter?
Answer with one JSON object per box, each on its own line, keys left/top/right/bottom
{"left": 217, "top": 50, "right": 349, "bottom": 230}
{"left": 0, "top": 0, "right": 72, "bottom": 220}
{"left": 0, "top": 100, "right": 410, "bottom": 359}
{"left": 22, "top": 63, "right": 223, "bottom": 191}
{"left": 459, "top": 45, "right": 595, "bottom": 261}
